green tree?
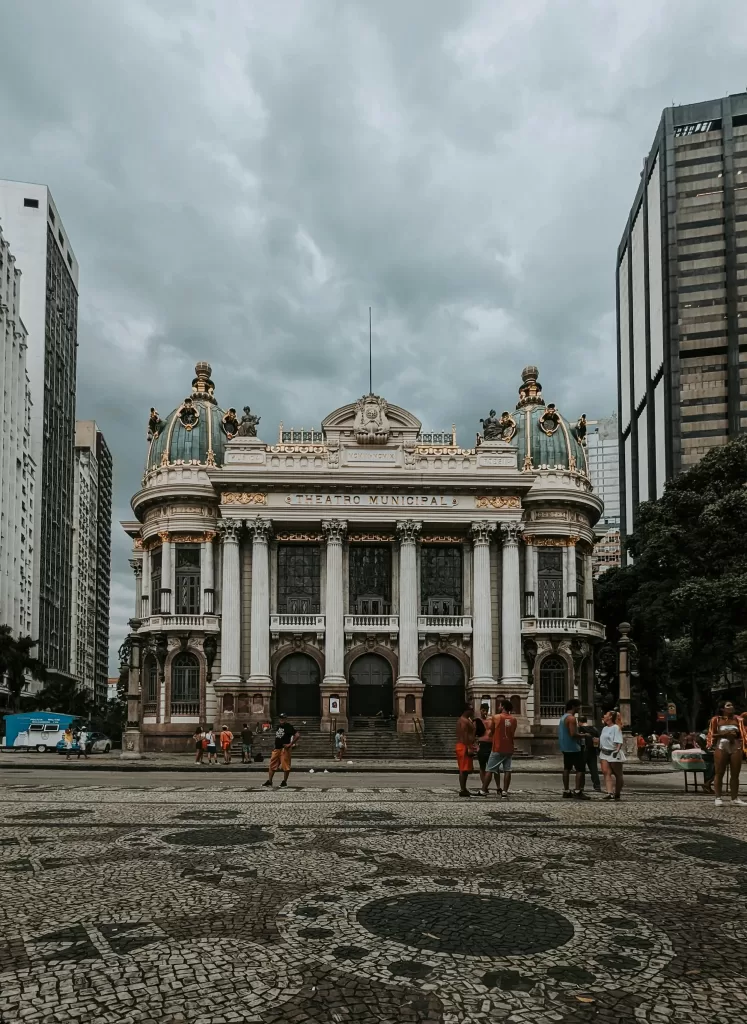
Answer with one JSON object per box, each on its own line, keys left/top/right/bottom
{"left": 0, "top": 626, "right": 48, "bottom": 712}
{"left": 595, "top": 435, "right": 747, "bottom": 729}
{"left": 31, "top": 677, "right": 95, "bottom": 720}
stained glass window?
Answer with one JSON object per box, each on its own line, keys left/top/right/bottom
{"left": 175, "top": 544, "right": 200, "bottom": 615}
{"left": 277, "top": 544, "right": 321, "bottom": 613}
{"left": 349, "top": 545, "right": 391, "bottom": 614}
{"left": 537, "top": 548, "right": 563, "bottom": 618}
{"left": 420, "top": 545, "right": 462, "bottom": 615}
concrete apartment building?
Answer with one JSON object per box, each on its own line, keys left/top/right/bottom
{"left": 0, "top": 181, "right": 80, "bottom": 683}
{"left": 617, "top": 92, "right": 747, "bottom": 539}
{"left": 71, "top": 421, "right": 113, "bottom": 705}
{"left": 0, "top": 218, "right": 35, "bottom": 642}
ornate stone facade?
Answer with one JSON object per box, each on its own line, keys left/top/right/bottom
{"left": 122, "top": 363, "right": 603, "bottom": 752}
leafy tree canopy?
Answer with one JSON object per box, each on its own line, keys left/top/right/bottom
{"left": 595, "top": 435, "right": 747, "bottom": 729}
{"left": 0, "top": 627, "right": 48, "bottom": 712}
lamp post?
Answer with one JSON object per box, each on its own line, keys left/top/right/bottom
{"left": 617, "top": 621, "right": 639, "bottom": 755}
{"left": 120, "top": 618, "right": 144, "bottom": 760}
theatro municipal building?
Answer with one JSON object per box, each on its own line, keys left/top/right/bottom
{"left": 122, "top": 362, "right": 604, "bottom": 753}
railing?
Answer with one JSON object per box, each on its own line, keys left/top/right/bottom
{"left": 586, "top": 599, "right": 594, "bottom": 620}
{"left": 344, "top": 614, "right": 399, "bottom": 633}
{"left": 417, "top": 615, "right": 472, "bottom": 633}
{"left": 413, "top": 716, "right": 426, "bottom": 757}
{"left": 521, "top": 617, "right": 606, "bottom": 639}
{"left": 539, "top": 703, "right": 567, "bottom": 720}
{"left": 170, "top": 702, "right": 200, "bottom": 717}
{"left": 142, "top": 702, "right": 157, "bottom": 717}
{"left": 270, "top": 613, "right": 326, "bottom": 631}
{"left": 140, "top": 614, "right": 220, "bottom": 631}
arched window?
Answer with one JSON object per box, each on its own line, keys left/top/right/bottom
{"left": 539, "top": 656, "right": 567, "bottom": 713}
{"left": 171, "top": 652, "right": 199, "bottom": 714}
{"left": 145, "top": 659, "right": 158, "bottom": 705}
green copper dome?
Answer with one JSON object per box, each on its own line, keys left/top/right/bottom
{"left": 509, "top": 366, "right": 588, "bottom": 474}
{"left": 145, "top": 362, "right": 238, "bottom": 473}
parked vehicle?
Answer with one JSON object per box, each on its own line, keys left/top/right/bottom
{"left": 1, "top": 712, "right": 78, "bottom": 752}
{"left": 55, "top": 731, "right": 112, "bottom": 755}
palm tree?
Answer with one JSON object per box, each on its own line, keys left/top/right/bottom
{"left": 0, "top": 625, "right": 48, "bottom": 712}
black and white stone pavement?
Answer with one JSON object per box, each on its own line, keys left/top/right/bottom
{"left": 0, "top": 774, "right": 745, "bottom": 1024}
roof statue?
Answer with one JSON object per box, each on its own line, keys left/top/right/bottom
{"left": 354, "top": 393, "right": 390, "bottom": 445}
{"left": 237, "top": 406, "right": 261, "bottom": 437}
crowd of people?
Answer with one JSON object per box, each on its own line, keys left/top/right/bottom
{"left": 62, "top": 723, "right": 90, "bottom": 760}
{"left": 454, "top": 698, "right": 747, "bottom": 805}
{"left": 191, "top": 714, "right": 302, "bottom": 787}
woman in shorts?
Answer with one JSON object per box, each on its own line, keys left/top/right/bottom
{"left": 204, "top": 728, "right": 217, "bottom": 765}
{"left": 599, "top": 710, "right": 625, "bottom": 801}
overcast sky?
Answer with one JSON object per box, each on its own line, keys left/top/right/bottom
{"left": 1, "top": 0, "right": 745, "bottom": 670}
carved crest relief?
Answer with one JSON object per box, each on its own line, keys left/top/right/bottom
{"left": 354, "top": 394, "right": 390, "bottom": 445}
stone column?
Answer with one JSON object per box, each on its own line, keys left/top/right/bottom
{"left": 583, "top": 552, "right": 594, "bottom": 619}
{"left": 129, "top": 559, "right": 143, "bottom": 618}
{"left": 469, "top": 521, "right": 497, "bottom": 693}
{"left": 500, "top": 523, "right": 524, "bottom": 688}
{"left": 121, "top": 621, "right": 144, "bottom": 759}
{"left": 247, "top": 517, "right": 273, "bottom": 690}
{"left": 216, "top": 519, "right": 243, "bottom": 685}
{"left": 565, "top": 541, "right": 577, "bottom": 618}
{"left": 395, "top": 520, "right": 423, "bottom": 731}
{"left": 141, "top": 546, "right": 151, "bottom": 620}
{"left": 159, "top": 532, "right": 173, "bottom": 615}
{"left": 523, "top": 539, "right": 536, "bottom": 618}
{"left": 202, "top": 532, "right": 215, "bottom": 614}
{"left": 321, "top": 519, "right": 347, "bottom": 729}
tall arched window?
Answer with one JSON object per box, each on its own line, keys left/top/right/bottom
{"left": 144, "top": 658, "right": 158, "bottom": 707}
{"left": 539, "top": 656, "right": 567, "bottom": 714}
{"left": 171, "top": 652, "right": 199, "bottom": 714}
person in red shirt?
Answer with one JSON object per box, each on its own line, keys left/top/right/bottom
{"left": 478, "top": 699, "right": 517, "bottom": 799}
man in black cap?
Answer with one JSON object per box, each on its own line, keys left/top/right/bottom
{"left": 263, "top": 713, "right": 299, "bottom": 789}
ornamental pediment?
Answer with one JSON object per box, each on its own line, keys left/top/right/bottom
{"left": 322, "top": 396, "right": 421, "bottom": 448}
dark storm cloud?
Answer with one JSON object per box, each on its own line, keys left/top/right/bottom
{"left": 1, "top": 0, "right": 745, "bottom": 666}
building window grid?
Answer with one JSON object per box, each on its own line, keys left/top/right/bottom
{"left": 420, "top": 545, "right": 463, "bottom": 615}
{"left": 174, "top": 544, "right": 200, "bottom": 615}
{"left": 277, "top": 544, "right": 321, "bottom": 614}
{"left": 349, "top": 545, "right": 392, "bottom": 615}
{"left": 537, "top": 549, "right": 563, "bottom": 618}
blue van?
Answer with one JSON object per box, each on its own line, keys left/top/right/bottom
{"left": 2, "top": 712, "right": 78, "bottom": 752}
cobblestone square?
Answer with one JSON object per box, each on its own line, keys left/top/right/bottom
{"left": 1, "top": 774, "right": 745, "bottom": 1023}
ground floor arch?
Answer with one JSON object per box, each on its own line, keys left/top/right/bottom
{"left": 421, "top": 653, "right": 465, "bottom": 717}
{"left": 274, "top": 652, "right": 321, "bottom": 717}
{"left": 348, "top": 653, "right": 394, "bottom": 718}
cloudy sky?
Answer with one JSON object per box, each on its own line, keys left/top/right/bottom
{"left": 1, "top": 0, "right": 745, "bottom": 668}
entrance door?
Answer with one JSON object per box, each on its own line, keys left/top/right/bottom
{"left": 422, "top": 654, "right": 464, "bottom": 716}
{"left": 349, "top": 654, "right": 393, "bottom": 717}
{"left": 275, "top": 653, "right": 321, "bottom": 717}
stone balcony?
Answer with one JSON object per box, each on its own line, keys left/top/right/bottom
{"left": 417, "top": 615, "right": 473, "bottom": 642}
{"left": 270, "top": 613, "right": 325, "bottom": 640}
{"left": 521, "top": 616, "right": 605, "bottom": 640}
{"left": 344, "top": 614, "right": 399, "bottom": 641}
{"left": 139, "top": 614, "right": 220, "bottom": 632}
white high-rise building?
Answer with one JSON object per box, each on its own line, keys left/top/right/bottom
{"left": 0, "top": 219, "right": 35, "bottom": 639}
{"left": 0, "top": 181, "right": 79, "bottom": 683}
{"left": 586, "top": 414, "right": 620, "bottom": 529}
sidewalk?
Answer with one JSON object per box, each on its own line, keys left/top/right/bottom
{"left": 0, "top": 751, "right": 676, "bottom": 774}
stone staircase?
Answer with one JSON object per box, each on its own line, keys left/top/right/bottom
{"left": 422, "top": 717, "right": 458, "bottom": 758}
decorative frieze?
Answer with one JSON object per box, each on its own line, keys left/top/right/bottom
{"left": 475, "top": 496, "right": 521, "bottom": 510}
{"left": 348, "top": 533, "right": 394, "bottom": 543}
{"left": 525, "top": 535, "right": 580, "bottom": 547}
{"left": 420, "top": 535, "right": 463, "bottom": 544}
{"left": 275, "top": 532, "right": 323, "bottom": 542}
{"left": 220, "top": 492, "right": 267, "bottom": 505}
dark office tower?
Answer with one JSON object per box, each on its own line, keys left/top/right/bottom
{"left": 617, "top": 93, "right": 747, "bottom": 541}
{"left": 94, "top": 429, "right": 113, "bottom": 706}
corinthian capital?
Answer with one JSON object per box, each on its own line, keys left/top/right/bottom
{"left": 395, "top": 520, "right": 422, "bottom": 544}
{"left": 129, "top": 558, "right": 143, "bottom": 578}
{"left": 470, "top": 521, "right": 497, "bottom": 546}
{"left": 500, "top": 522, "right": 524, "bottom": 545}
{"left": 322, "top": 519, "right": 348, "bottom": 543}
{"left": 217, "top": 518, "right": 243, "bottom": 543}
{"left": 247, "top": 517, "right": 273, "bottom": 543}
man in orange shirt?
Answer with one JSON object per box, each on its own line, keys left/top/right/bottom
{"left": 455, "top": 704, "right": 476, "bottom": 798}
{"left": 479, "top": 699, "right": 517, "bottom": 799}
{"left": 219, "top": 725, "right": 234, "bottom": 764}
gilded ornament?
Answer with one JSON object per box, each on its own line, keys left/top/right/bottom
{"left": 275, "top": 532, "right": 323, "bottom": 542}
{"left": 347, "top": 533, "right": 394, "bottom": 543}
{"left": 176, "top": 397, "right": 199, "bottom": 431}
{"left": 475, "top": 496, "right": 521, "bottom": 510}
{"left": 538, "top": 404, "right": 560, "bottom": 436}
{"left": 220, "top": 492, "right": 268, "bottom": 506}
{"left": 420, "top": 535, "right": 462, "bottom": 544}
{"left": 222, "top": 408, "right": 239, "bottom": 439}
{"left": 157, "top": 531, "right": 170, "bottom": 543}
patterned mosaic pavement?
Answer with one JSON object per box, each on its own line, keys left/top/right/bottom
{"left": 1, "top": 780, "right": 746, "bottom": 1024}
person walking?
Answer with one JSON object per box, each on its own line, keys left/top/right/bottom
{"left": 479, "top": 699, "right": 517, "bottom": 799}
{"left": 204, "top": 727, "right": 218, "bottom": 765}
{"left": 76, "top": 725, "right": 90, "bottom": 760}
{"left": 578, "top": 716, "right": 601, "bottom": 792}
{"left": 193, "top": 727, "right": 205, "bottom": 764}
{"left": 334, "top": 728, "right": 347, "bottom": 761}
{"left": 599, "top": 710, "right": 626, "bottom": 800}
{"left": 455, "top": 704, "right": 476, "bottom": 798}
{"left": 558, "top": 699, "right": 588, "bottom": 799}
{"left": 240, "top": 723, "right": 253, "bottom": 764}
{"left": 475, "top": 705, "right": 493, "bottom": 794}
{"left": 706, "top": 702, "right": 747, "bottom": 807}
{"left": 263, "top": 713, "right": 299, "bottom": 788}
{"left": 220, "top": 725, "right": 234, "bottom": 764}
{"left": 63, "top": 725, "right": 74, "bottom": 761}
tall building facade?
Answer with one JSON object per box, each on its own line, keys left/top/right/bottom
{"left": 0, "top": 218, "right": 35, "bottom": 639}
{"left": 0, "top": 181, "right": 79, "bottom": 682}
{"left": 71, "top": 421, "right": 112, "bottom": 704}
{"left": 617, "top": 92, "right": 747, "bottom": 539}
{"left": 585, "top": 414, "right": 622, "bottom": 576}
